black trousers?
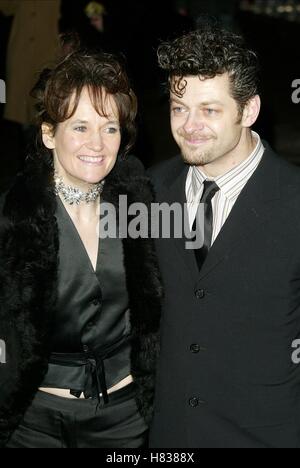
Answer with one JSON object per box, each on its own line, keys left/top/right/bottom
{"left": 7, "top": 384, "right": 148, "bottom": 448}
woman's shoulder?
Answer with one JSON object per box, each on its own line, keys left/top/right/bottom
{"left": 108, "top": 155, "right": 147, "bottom": 184}
{"left": 104, "top": 155, "right": 154, "bottom": 204}
{"left": 120, "top": 155, "right": 146, "bottom": 177}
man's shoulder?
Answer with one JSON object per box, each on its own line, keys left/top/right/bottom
{"left": 268, "top": 147, "right": 300, "bottom": 191}
{"left": 261, "top": 145, "right": 300, "bottom": 227}
{"left": 278, "top": 157, "right": 300, "bottom": 181}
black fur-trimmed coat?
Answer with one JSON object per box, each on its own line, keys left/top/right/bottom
{"left": 0, "top": 155, "right": 163, "bottom": 447}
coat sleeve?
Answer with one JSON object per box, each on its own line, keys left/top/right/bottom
{"left": 0, "top": 294, "right": 23, "bottom": 447}
{"left": 0, "top": 191, "right": 20, "bottom": 446}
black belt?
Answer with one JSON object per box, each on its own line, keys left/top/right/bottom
{"left": 47, "top": 336, "right": 130, "bottom": 405}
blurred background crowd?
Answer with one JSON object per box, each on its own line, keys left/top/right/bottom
{"left": 0, "top": 0, "right": 299, "bottom": 191}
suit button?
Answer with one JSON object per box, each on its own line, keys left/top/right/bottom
{"left": 83, "top": 345, "right": 89, "bottom": 353}
{"left": 195, "top": 289, "right": 205, "bottom": 299}
{"left": 190, "top": 344, "right": 201, "bottom": 354}
{"left": 92, "top": 299, "right": 101, "bottom": 306}
{"left": 190, "top": 344, "right": 207, "bottom": 353}
{"left": 189, "top": 397, "right": 199, "bottom": 408}
{"left": 189, "top": 397, "right": 205, "bottom": 407}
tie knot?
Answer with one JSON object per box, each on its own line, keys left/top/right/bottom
{"left": 201, "top": 180, "right": 220, "bottom": 203}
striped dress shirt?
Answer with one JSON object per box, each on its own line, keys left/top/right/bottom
{"left": 185, "top": 131, "right": 265, "bottom": 245}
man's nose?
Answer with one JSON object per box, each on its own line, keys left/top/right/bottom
{"left": 183, "top": 112, "right": 205, "bottom": 135}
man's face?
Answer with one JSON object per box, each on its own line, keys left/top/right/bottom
{"left": 170, "top": 74, "right": 244, "bottom": 168}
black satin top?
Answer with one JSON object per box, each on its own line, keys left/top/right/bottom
{"left": 41, "top": 197, "right": 132, "bottom": 402}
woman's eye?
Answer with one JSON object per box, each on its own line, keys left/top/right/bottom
{"left": 105, "top": 127, "right": 120, "bottom": 134}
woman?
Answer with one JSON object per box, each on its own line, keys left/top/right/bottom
{"left": 0, "top": 50, "right": 162, "bottom": 448}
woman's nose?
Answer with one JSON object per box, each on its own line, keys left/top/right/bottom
{"left": 87, "top": 132, "right": 104, "bottom": 152}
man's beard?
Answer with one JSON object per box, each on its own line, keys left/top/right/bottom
{"left": 177, "top": 133, "right": 217, "bottom": 167}
{"left": 181, "top": 147, "right": 215, "bottom": 167}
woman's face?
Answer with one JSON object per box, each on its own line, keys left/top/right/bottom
{"left": 42, "top": 87, "right": 121, "bottom": 188}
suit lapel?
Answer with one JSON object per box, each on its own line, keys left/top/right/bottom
{"left": 161, "top": 161, "right": 200, "bottom": 281}
{"left": 161, "top": 147, "right": 281, "bottom": 282}
{"left": 197, "top": 147, "right": 281, "bottom": 281}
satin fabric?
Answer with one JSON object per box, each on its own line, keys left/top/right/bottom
{"left": 42, "top": 197, "right": 131, "bottom": 395}
{"left": 7, "top": 385, "right": 148, "bottom": 448}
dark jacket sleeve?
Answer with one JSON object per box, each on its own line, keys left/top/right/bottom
{"left": 0, "top": 192, "right": 19, "bottom": 446}
{"left": 0, "top": 331, "right": 21, "bottom": 447}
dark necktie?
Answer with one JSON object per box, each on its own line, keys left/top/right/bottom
{"left": 193, "top": 180, "right": 220, "bottom": 270}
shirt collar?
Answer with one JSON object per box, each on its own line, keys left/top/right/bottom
{"left": 190, "top": 131, "right": 265, "bottom": 199}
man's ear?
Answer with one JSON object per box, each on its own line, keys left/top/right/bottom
{"left": 41, "top": 123, "right": 55, "bottom": 150}
{"left": 241, "top": 95, "right": 261, "bottom": 128}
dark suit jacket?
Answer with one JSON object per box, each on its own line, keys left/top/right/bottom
{"left": 149, "top": 144, "right": 300, "bottom": 448}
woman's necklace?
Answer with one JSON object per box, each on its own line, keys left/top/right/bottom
{"left": 54, "top": 172, "right": 105, "bottom": 206}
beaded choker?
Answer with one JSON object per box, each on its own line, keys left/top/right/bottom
{"left": 54, "top": 172, "right": 105, "bottom": 205}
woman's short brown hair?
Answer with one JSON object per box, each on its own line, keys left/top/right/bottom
{"left": 31, "top": 50, "right": 137, "bottom": 166}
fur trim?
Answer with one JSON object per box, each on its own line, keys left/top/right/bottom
{"left": 0, "top": 155, "right": 162, "bottom": 444}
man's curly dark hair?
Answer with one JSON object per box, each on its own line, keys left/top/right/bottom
{"left": 158, "top": 24, "right": 260, "bottom": 117}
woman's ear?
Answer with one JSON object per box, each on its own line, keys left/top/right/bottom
{"left": 41, "top": 123, "right": 55, "bottom": 150}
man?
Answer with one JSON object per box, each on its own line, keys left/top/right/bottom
{"left": 149, "top": 25, "right": 300, "bottom": 448}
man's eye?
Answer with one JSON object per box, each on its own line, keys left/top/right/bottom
{"left": 172, "top": 107, "right": 185, "bottom": 114}
{"left": 74, "top": 126, "right": 87, "bottom": 132}
{"left": 205, "top": 109, "right": 217, "bottom": 115}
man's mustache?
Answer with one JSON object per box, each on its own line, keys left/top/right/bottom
{"left": 178, "top": 131, "right": 216, "bottom": 140}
